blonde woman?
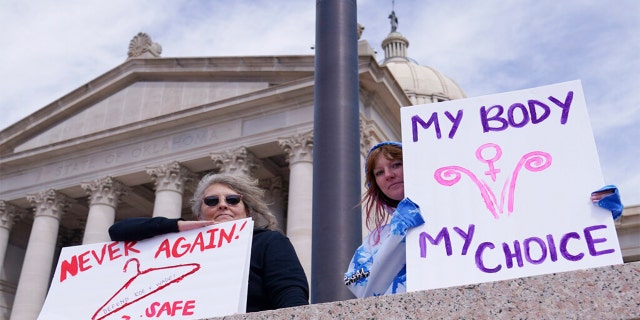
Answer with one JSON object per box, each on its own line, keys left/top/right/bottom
{"left": 109, "top": 172, "right": 309, "bottom": 312}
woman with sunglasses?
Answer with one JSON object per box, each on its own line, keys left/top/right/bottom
{"left": 344, "top": 141, "right": 624, "bottom": 298}
{"left": 109, "top": 172, "right": 309, "bottom": 312}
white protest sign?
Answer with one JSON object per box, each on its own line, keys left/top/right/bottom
{"left": 401, "top": 80, "right": 622, "bottom": 292}
{"left": 38, "top": 218, "right": 253, "bottom": 320}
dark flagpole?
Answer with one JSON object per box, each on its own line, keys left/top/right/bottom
{"left": 312, "top": 0, "right": 362, "bottom": 303}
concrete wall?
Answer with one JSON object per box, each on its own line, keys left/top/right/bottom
{"left": 211, "top": 261, "right": 640, "bottom": 319}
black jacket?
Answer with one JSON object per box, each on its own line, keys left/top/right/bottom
{"left": 109, "top": 217, "right": 309, "bottom": 312}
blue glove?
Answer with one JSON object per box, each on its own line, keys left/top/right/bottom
{"left": 592, "top": 185, "right": 623, "bottom": 220}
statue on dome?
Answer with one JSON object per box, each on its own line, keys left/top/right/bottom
{"left": 388, "top": 10, "right": 398, "bottom": 32}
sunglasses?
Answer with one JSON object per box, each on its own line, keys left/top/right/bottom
{"left": 203, "top": 194, "right": 243, "bottom": 207}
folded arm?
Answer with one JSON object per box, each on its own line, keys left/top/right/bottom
{"left": 344, "top": 198, "right": 424, "bottom": 298}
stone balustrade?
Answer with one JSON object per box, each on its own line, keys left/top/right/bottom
{"left": 209, "top": 261, "right": 640, "bottom": 319}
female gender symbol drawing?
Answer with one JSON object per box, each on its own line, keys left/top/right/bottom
{"left": 434, "top": 143, "right": 552, "bottom": 219}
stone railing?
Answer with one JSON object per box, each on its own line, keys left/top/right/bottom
{"left": 210, "top": 261, "right": 640, "bottom": 319}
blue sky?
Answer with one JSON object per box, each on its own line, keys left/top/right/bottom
{"left": 1, "top": 0, "right": 638, "bottom": 205}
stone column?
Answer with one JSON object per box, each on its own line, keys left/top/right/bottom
{"left": 10, "top": 190, "right": 72, "bottom": 320}
{"left": 210, "top": 146, "right": 261, "bottom": 175}
{"left": 146, "top": 161, "right": 194, "bottom": 219}
{"left": 0, "top": 201, "right": 26, "bottom": 269}
{"left": 81, "top": 176, "right": 129, "bottom": 244}
{"left": 278, "top": 131, "right": 314, "bottom": 282}
{"left": 260, "top": 176, "right": 286, "bottom": 231}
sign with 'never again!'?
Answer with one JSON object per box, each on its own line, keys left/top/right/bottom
{"left": 39, "top": 218, "right": 253, "bottom": 320}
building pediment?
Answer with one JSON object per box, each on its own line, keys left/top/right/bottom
{"left": 0, "top": 53, "right": 410, "bottom": 210}
{"left": 0, "top": 56, "right": 316, "bottom": 157}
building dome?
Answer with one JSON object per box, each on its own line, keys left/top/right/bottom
{"left": 380, "top": 20, "right": 466, "bottom": 105}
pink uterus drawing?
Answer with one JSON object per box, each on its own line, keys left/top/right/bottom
{"left": 434, "top": 143, "right": 552, "bottom": 219}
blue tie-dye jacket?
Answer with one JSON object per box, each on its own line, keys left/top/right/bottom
{"left": 344, "top": 198, "right": 425, "bottom": 298}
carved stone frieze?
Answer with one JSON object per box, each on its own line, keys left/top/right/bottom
{"left": 278, "top": 131, "right": 314, "bottom": 164}
{"left": 127, "top": 32, "right": 162, "bottom": 59}
{"left": 360, "top": 118, "right": 377, "bottom": 157}
{"left": 146, "top": 161, "right": 195, "bottom": 193}
{"left": 259, "top": 176, "right": 283, "bottom": 193}
{"left": 211, "top": 147, "right": 262, "bottom": 176}
{"left": 0, "top": 201, "right": 27, "bottom": 230}
{"left": 81, "top": 176, "right": 129, "bottom": 208}
{"left": 25, "top": 189, "right": 73, "bottom": 220}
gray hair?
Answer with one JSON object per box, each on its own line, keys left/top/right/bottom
{"left": 190, "top": 172, "right": 279, "bottom": 231}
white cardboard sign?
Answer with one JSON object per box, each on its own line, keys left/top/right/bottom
{"left": 38, "top": 218, "right": 253, "bottom": 319}
{"left": 401, "top": 80, "right": 622, "bottom": 292}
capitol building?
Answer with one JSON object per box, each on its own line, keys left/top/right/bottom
{"left": 1, "top": 15, "right": 637, "bottom": 320}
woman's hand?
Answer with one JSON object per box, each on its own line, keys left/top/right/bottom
{"left": 177, "top": 220, "right": 216, "bottom": 232}
{"left": 591, "top": 189, "right": 615, "bottom": 202}
{"left": 591, "top": 185, "right": 623, "bottom": 220}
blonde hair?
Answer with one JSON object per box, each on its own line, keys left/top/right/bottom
{"left": 190, "top": 172, "right": 279, "bottom": 230}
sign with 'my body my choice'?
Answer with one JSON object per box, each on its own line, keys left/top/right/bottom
{"left": 401, "top": 80, "right": 622, "bottom": 291}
